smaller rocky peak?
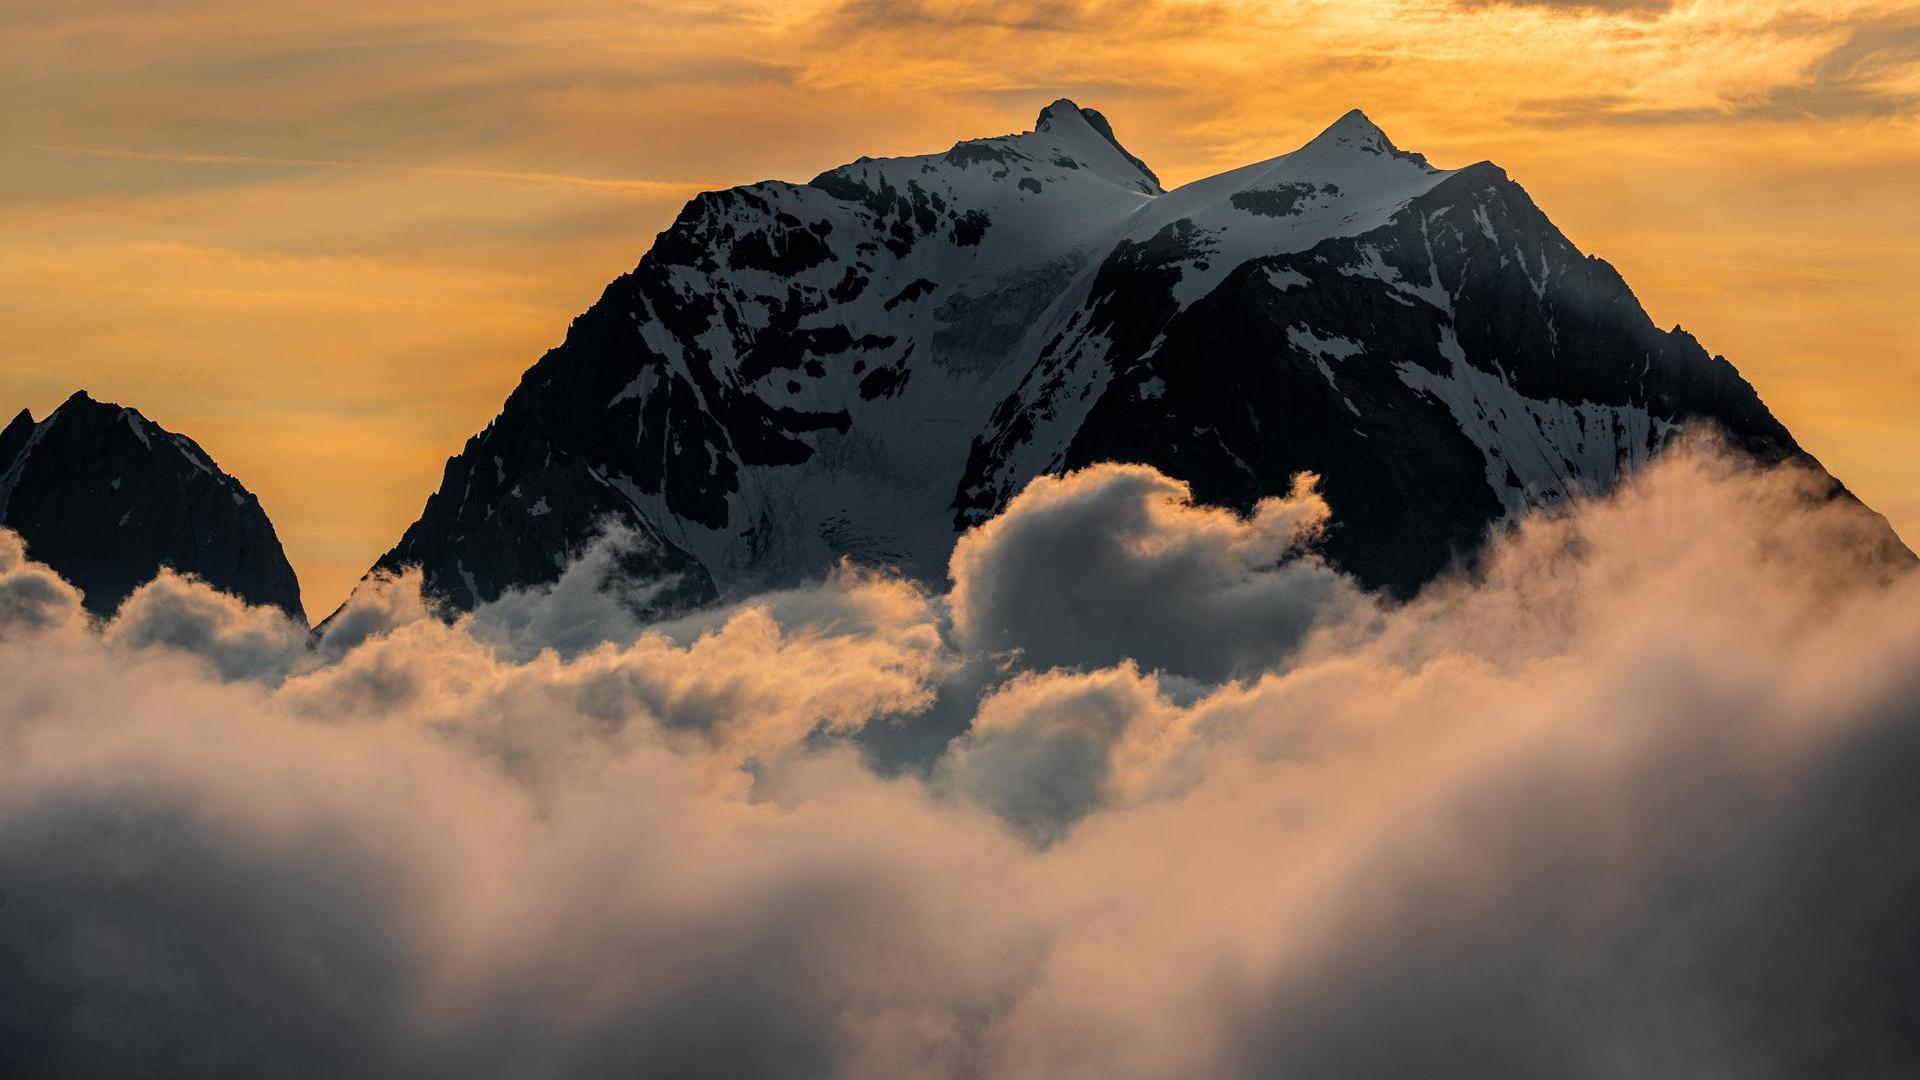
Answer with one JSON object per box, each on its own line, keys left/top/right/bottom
{"left": 0, "top": 408, "right": 34, "bottom": 474}
{"left": 1034, "top": 98, "right": 1164, "bottom": 195}
{"left": 1299, "top": 108, "right": 1434, "bottom": 171}
{"left": 1033, "top": 97, "right": 1089, "bottom": 133}
{"left": 0, "top": 389, "right": 307, "bottom": 622}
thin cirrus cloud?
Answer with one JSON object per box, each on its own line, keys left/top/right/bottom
{"left": 1521, "top": 13, "right": 1920, "bottom": 123}
{"left": 41, "top": 146, "right": 718, "bottom": 197}
{"left": 1462, "top": 0, "right": 1674, "bottom": 12}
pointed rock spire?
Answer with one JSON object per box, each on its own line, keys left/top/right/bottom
{"left": 0, "top": 390, "right": 306, "bottom": 620}
{"left": 1035, "top": 98, "right": 1163, "bottom": 194}
{"left": 1298, "top": 108, "right": 1429, "bottom": 168}
{"left": 0, "top": 407, "right": 34, "bottom": 476}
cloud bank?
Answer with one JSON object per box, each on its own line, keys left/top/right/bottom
{"left": 2, "top": 443, "right": 1918, "bottom": 1077}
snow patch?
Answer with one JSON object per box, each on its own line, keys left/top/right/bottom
{"left": 1287, "top": 326, "right": 1365, "bottom": 417}
{"left": 120, "top": 411, "right": 151, "bottom": 449}
{"left": 456, "top": 560, "right": 481, "bottom": 608}
{"left": 168, "top": 435, "right": 215, "bottom": 478}
{"left": 1399, "top": 328, "right": 1666, "bottom": 517}
{"left": 0, "top": 414, "right": 53, "bottom": 521}
{"left": 1265, "top": 267, "right": 1310, "bottom": 292}
{"left": 1286, "top": 325, "right": 1364, "bottom": 362}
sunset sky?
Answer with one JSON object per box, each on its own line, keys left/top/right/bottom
{"left": 4, "top": 0, "right": 1916, "bottom": 613}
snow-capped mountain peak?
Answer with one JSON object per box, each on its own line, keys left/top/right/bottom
{"left": 1303, "top": 108, "right": 1411, "bottom": 156}
{"left": 1101, "top": 109, "right": 1452, "bottom": 316}
{"left": 366, "top": 99, "right": 1897, "bottom": 618}
{"left": 1033, "top": 98, "right": 1165, "bottom": 195}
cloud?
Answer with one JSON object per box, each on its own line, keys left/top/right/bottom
{"left": 1478, "top": 0, "right": 1671, "bottom": 11}
{"left": 0, "top": 530, "right": 85, "bottom": 637}
{"left": 948, "top": 464, "right": 1358, "bottom": 682}
{"left": 1521, "top": 12, "right": 1920, "bottom": 124}
{"left": 824, "top": 0, "right": 1098, "bottom": 34}
{"left": 104, "top": 567, "right": 310, "bottom": 680}
{"left": 42, "top": 146, "right": 716, "bottom": 196}
{"left": 1758, "top": 13, "right": 1920, "bottom": 119}
{"left": 817, "top": 0, "right": 1233, "bottom": 37}
{"left": 935, "top": 662, "right": 1184, "bottom": 840}
{"left": 3, "top": 442, "right": 1920, "bottom": 1076}
{"left": 460, "top": 523, "right": 678, "bottom": 661}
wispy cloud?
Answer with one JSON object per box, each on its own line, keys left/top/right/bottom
{"left": 1458, "top": 0, "right": 1673, "bottom": 12}
{"left": 43, "top": 146, "right": 716, "bottom": 196}
{"left": 1518, "top": 11, "right": 1920, "bottom": 124}
{"left": 817, "top": 0, "right": 1234, "bottom": 35}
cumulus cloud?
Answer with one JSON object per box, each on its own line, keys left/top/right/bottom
{"left": 280, "top": 564, "right": 945, "bottom": 786}
{"left": 0, "top": 530, "right": 85, "bottom": 637}
{"left": 460, "top": 524, "right": 661, "bottom": 661}
{"left": 935, "top": 662, "right": 1186, "bottom": 840}
{"left": 2, "top": 443, "right": 1919, "bottom": 1077}
{"left": 104, "top": 568, "right": 311, "bottom": 681}
{"left": 949, "top": 464, "right": 1358, "bottom": 681}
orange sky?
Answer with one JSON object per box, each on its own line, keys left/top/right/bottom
{"left": 3, "top": 0, "right": 1916, "bottom": 614}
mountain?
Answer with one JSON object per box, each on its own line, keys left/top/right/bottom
{"left": 0, "top": 391, "right": 305, "bottom": 621}
{"left": 371, "top": 99, "right": 1893, "bottom": 611}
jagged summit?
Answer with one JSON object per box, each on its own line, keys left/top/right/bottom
{"left": 805, "top": 97, "right": 1163, "bottom": 209}
{"left": 364, "top": 98, "right": 1898, "bottom": 616}
{"left": 1032, "top": 97, "right": 1087, "bottom": 129}
{"left": 1, "top": 390, "right": 304, "bottom": 620}
{"left": 1035, "top": 98, "right": 1164, "bottom": 193}
{"left": 1288, "top": 108, "right": 1437, "bottom": 174}
{"left": 1307, "top": 108, "right": 1391, "bottom": 148}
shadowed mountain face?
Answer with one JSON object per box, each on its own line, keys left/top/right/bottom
{"left": 0, "top": 392, "right": 305, "bottom": 622}
{"left": 371, "top": 99, "right": 1902, "bottom": 610}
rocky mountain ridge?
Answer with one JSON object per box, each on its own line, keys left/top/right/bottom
{"left": 0, "top": 391, "right": 305, "bottom": 620}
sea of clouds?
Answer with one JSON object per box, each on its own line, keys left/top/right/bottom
{"left": 2, "top": 440, "right": 1917, "bottom": 1078}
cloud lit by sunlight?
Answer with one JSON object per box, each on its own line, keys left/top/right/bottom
{"left": 2, "top": 443, "right": 1917, "bottom": 1076}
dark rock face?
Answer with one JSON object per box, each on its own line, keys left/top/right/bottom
{"left": 0, "top": 392, "right": 305, "bottom": 621}
{"left": 974, "top": 164, "right": 1820, "bottom": 595}
{"left": 376, "top": 401, "right": 719, "bottom": 619}
{"left": 370, "top": 99, "right": 1906, "bottom": 615}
